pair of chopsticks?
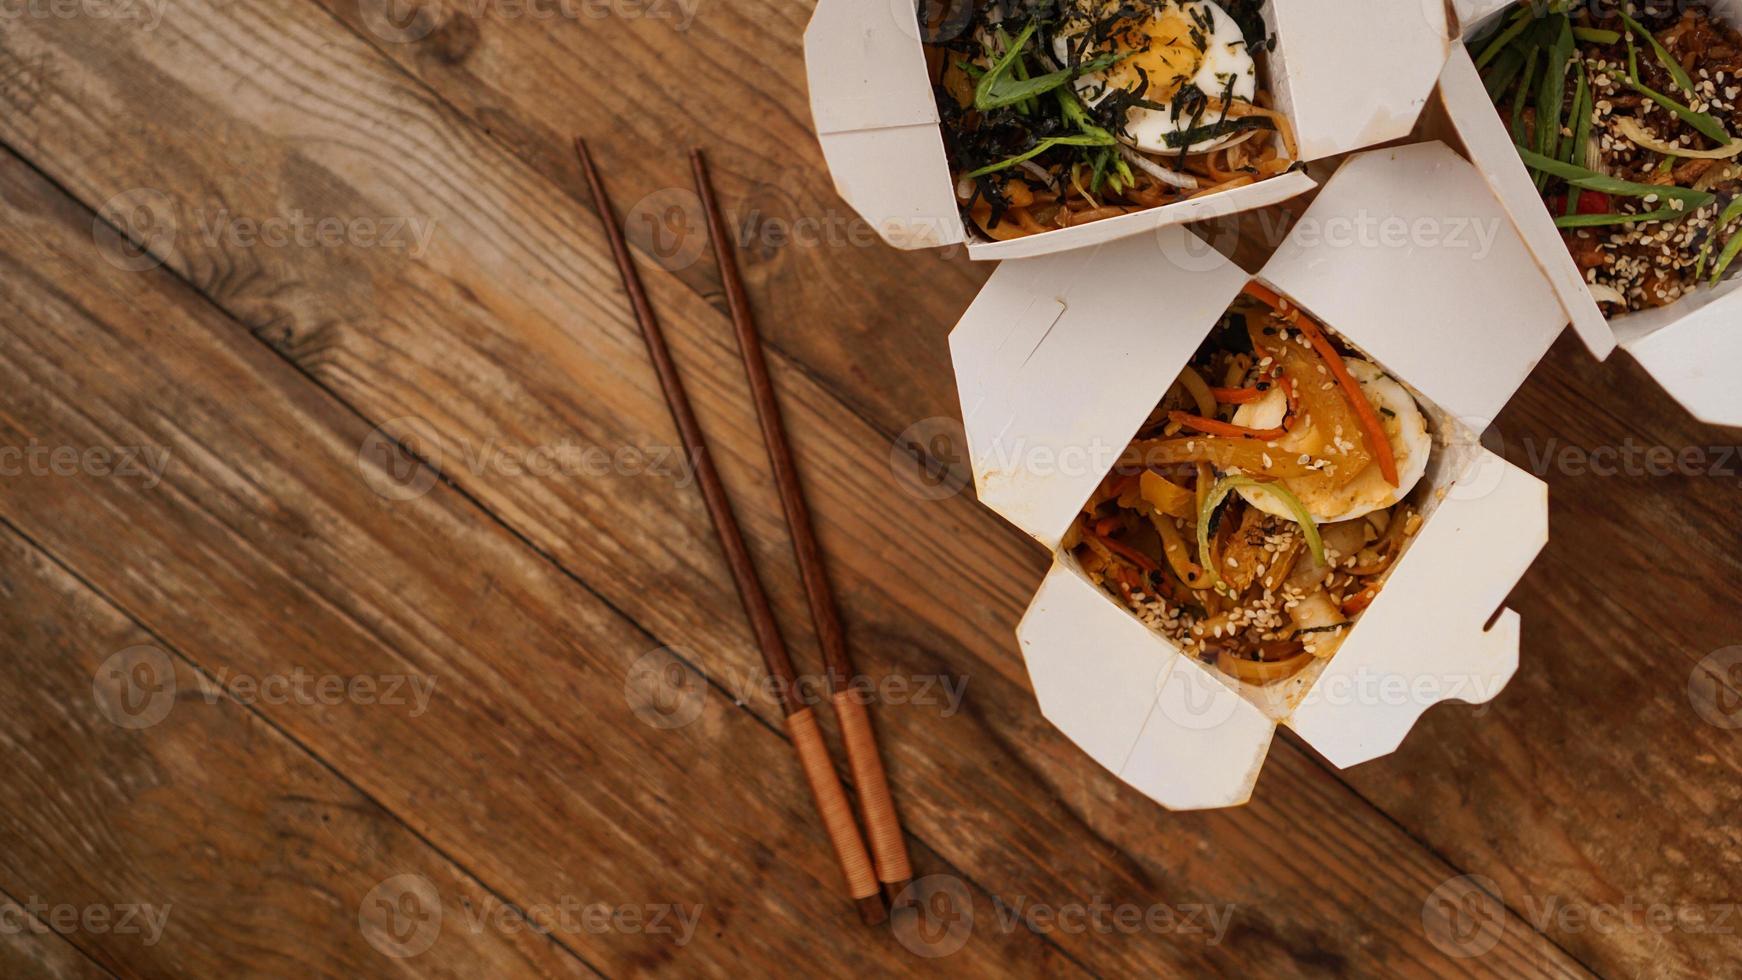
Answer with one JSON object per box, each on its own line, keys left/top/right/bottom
{"left": 576, "top": 140, "right": 912, "bottom": 925}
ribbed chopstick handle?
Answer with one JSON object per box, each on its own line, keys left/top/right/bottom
{"left": 832, "top": 691, "right": 912, "bottom": 888}
{"left": 785, "top": 707, "right": 882, "bottom": 916}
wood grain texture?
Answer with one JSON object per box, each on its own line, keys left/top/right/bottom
{"left": 0, "top": 894, "right": 112, "bottom": 980}
{"left": 0, "top": 151, "right": 1062, "bottom": 975}
{"left": 0, "top": 526, "right": 602, "bottom": 979}
{"left": 0, "top": 5, "right": 1592, "bottom": 976}
{"left": 0, "top": 0, "right": 1728, "bottom": 975}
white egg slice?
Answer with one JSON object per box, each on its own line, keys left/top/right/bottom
{"left": 1231, "top": 360, "right": 1432, "bottom": 524}
{"left": 1052, "top": 0, "right": 1258, "bottom": 156}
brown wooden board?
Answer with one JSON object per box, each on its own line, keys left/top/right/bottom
{"left": 0, "top": 0, "right": 1731, "bottom": 972}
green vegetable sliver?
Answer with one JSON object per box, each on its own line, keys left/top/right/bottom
{"left": 1707, "top": 198, "right": 1742, "bottom": 282}
{"left": 1475, "top": 6, "right": 1532, "bottom": 70}
{"left": 1195, "top": 476, "right": 1327, "bottom": 591}
{"left": 1619, "top": 9, "right": 1696, "bottom": 95}
{"left": 1552, "top": 205, "right": 1685, "bottom": 228}
{"left": 963, "top": 133, "right": 1116, "bottom": 179}
{"left": 1623, "top": 77, "right": 1732, "bottom": 145}
{"left": 1515, "top": 146, "right": 1715, "bottom": 207}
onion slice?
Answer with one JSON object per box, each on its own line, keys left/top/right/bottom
{"left": 1613, "top": 116, "right": 1742, "bottom": 159}
{"left": 1118, "top": 145, "right": 1199, "bottom": 190}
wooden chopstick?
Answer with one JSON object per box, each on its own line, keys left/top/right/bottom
{"left": 573, "top": 139, "right": 886, "bottom": 926}
{"left": 689, "top": 149, "right": 914, "bottom": 903}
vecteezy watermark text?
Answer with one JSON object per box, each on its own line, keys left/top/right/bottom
{"left": 92, "top": 645, "right": 439, "bottom": 730}
{"left": 0, "top": 0, "right": 164, "bottom": 30}
{"left": 0, "top": 898, "right": 171, "bottom": 946}
{"left": 890, "top": 875, "right": 1236, "bottom": 958}
{"left": 358, "top": 873, "right": 702, "bottom": 959}
{"left": 0, "top": 442, "right": 169, "bottom": 488}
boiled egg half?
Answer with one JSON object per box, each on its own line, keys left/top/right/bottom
{"left": 1231, "top": 360, "right": 1432, "bottom": 523}
{"left": 1052, "top": 0, "right": 1258, "bottom": 155}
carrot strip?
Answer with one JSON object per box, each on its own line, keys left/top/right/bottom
{"left": 1239, "top": 282, "right": 1399, "bottom": 487}
{"left": 1166, "top": 410, "right": 1284, "bottom": 441}
{"left": 1094, "top": 515, "right": 1123, "bottom": 536}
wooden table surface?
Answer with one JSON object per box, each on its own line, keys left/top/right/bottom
{"left": 1, "top": 1, "right": 1738, "bottom": 976}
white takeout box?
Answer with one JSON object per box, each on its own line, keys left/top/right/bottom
{"left": 1441, "top": 3, "right": 1742, "bottom": 426}
{"left": 950, "top": 141, "right": 1567, "bottom": 808}
{"left": 802, "top": 0, "right": 1454, "bottom": 259}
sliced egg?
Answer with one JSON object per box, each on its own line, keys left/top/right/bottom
{"left": 1053, "top": 0, "right": 1257, "bottom": 155}
{"left": 1231, "top": 360, "right": 1431, "bottom": 524}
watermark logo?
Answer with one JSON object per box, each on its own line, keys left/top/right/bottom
{"left": 357, "top": 417, "right": 444, "bottom": 501}
{"left": 0, "top": 898, "right": 171, "bottom": 947}
{"left": 456, "top": 896, "right": 703, "bottom": 944}
{"left": 889, "top": 417, "right": 971, "bottom": 502}
{"left": 1421, "top": 874, "right": 1507, "bottom": 959}
{"left": 92, "top": 645, "right": 177, "bottom": 730}
{"left": 1689, "top": 646, "right": 1742, "bottom": 730}
{"left": 0, "top": 442, "right": 170, "bottom": 488}
{"left": 94, "top": 187, "right": 176, "bottom": 272}
{"left": 624, "top": 647, "right": 709, "bottom": 730}
{"left": 93, "top": 646, "right": 438, "bottom": 728}
{"left": 0, "top": 0, "right": 165, "bottom": 30}
{"left": 360, "top": 873, "right": 444, "bottom": 959}
{"left": 93, "top": 188, "right": 438, "bottom": 273}
{"left": 357, "top": 0, "right": 437, "bottom": 42}
{"left": 624, "top": 187, "right": 709, "bottom": 272}
{"left": 892, "top": 875, "right": 975, "bottom": 958}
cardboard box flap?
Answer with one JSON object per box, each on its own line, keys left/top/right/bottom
{"left": 949, "top": 225, "right": 1249, "bottom": 550}
{"left": 1612, "top": 277, "right": 1742, "bottom": 428}
{"left": 1268, "top": 0, "right": 1452, "bottom": 160}
{"left": 1122, "top": 657, "right": 1276, "bottom": 810}
{"left": 1260, "top": 140, "right": 1569, "bottom": 425}
{"left": 1017, "top": 561, "right": 1175, "bottom": 770}
{"left": 1018, "top": 560, "right": 1276, "bottom": 810}
{"left": 1437, "top": 44, "right": 1617, "bottom": 358}
{"left": 1286, "top": 449, "right": 1545, "bottom": 766}
{"left": 803, "top": 0, "right": 963, "bottom": 249}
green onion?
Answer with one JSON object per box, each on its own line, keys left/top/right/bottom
{"left": 1537, "top": 17, "right": 1574, "bottom": 164}
{"left": 1619, "top": 9, "right": 1695, "bottom": 95}
{"left": 1514, "top": 147, "right": 1715, "bottom": 208}
{"left": 964, "top": 132, "right": 1117, "bottom": 179}
{"left": 973, "top": 21, "right": 1038, "bottom": 111}
{"left": 1572, "top": 26, "right": 1620, "bottom": 44}
{"left": 1553, "top": 205, "right": 1685, "bottom": 227}
{"left": 979, "top": 51, "right": 1124, "bottom": 111}
{"left": 1483, "top": 46, "right": 1526, "bottom": 100}
{"left": 1707, "top": 198, "right": 1742, "bottom": 283}
{"left": 1621, "top": 76, "right": 1731, "bottom": 145}
{"left": 1569, "top": 59, "right": 1592, "bottom": 172}
{"left": 1512, "top": 47, "right": 1539, "bottom": 147}
{"left": 1475, "top": 6, "right": 1532, "bottom": 70}
{"left": 1196, "top": 476, "right": 1326, "bottom": 590}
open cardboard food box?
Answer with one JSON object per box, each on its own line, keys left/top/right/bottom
{"left": 1441, "top": 0, "right": 1742, "bottom": 426}
{"left": 949, "top": 141, "right": 1568, "bottom": 808}
{"left": 802, "top": 0, "right": 1740, "bottom": 809}
{"left": 802, "top": 0, "right": 1453, "bottom": 259}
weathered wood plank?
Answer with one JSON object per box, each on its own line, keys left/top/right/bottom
{"left": 0, "top": 150, "right": 1070, "bottom": 975}
{"left": 0, "top": 1, "right": 1595, "bottom": 974}
{"left": 0, "top": 894, "right": 113, "bottom": 980}
{"left": 0, "top": 527, "right": 604, "bottom": 978}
